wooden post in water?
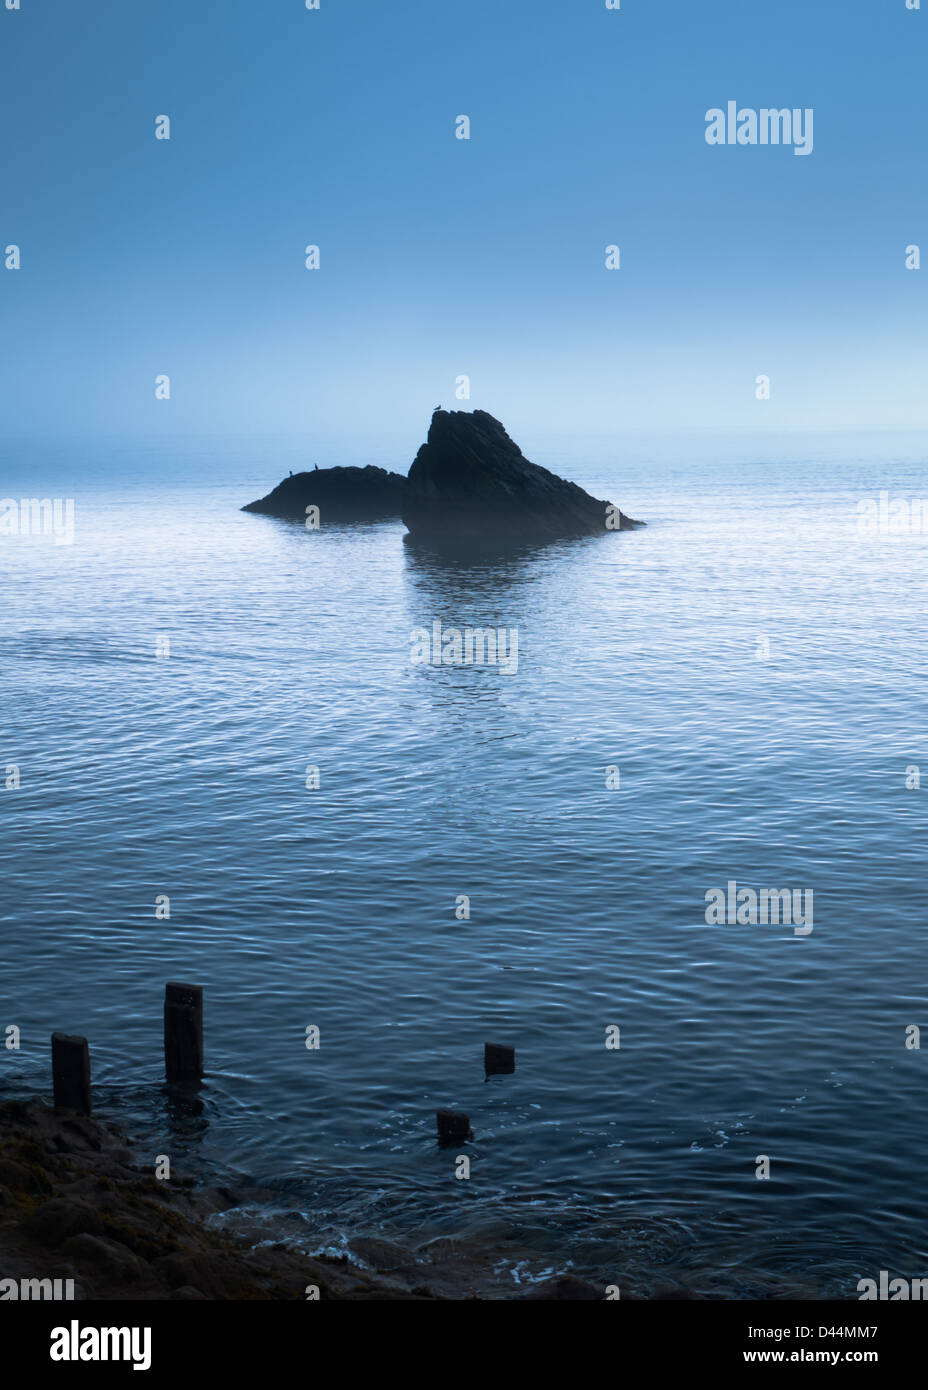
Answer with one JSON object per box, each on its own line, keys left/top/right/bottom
{"left": 51, "top": 1033, "right": 91, "bottom": 1114}
{"left": 485, "top": 1042, "right": 515, "bottom": 1076}
{"left": 436, "top": 1109, "right": 472, "bottom": 1146}
{"left": 164, "top": 982, "right": 203, "bottom": 1084}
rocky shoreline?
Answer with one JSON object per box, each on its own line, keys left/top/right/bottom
{"left": 0, "top": 1101, "right": 613, "bottom": 1301}
{"left": 1, "top": 1100, "right": 840, "bottom": 1301}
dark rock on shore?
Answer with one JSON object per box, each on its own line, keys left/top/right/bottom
{"left": 243, "top": 465, "right": 406, "bottom": 523}
{"left": 0, "top": 1101, "right": 429, "bottom": 1300}
{"left": 402, "top": 409, "right": 642, "bottom": 542}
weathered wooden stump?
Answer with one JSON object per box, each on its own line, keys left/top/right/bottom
{"left": 164, "top": 982, "right": 203, "bottom": 1084}
{"left": 436, "top": 1109, "right": 473, "bottom": 1146}
{"left": 484, "top": 1042, "right": 515, "bottom": 1076}
{"left": 51, "top": 1033, "right": 91, "bottom": 1114}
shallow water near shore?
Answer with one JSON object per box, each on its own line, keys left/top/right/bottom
{"left": 3, "top": 429, "right": 928, "bottom": 1297}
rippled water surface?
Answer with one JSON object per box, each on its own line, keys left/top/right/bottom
{"left": 3, "top": 431, "right": 928, "bottom": 1295}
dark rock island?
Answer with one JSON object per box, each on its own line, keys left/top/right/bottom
{"left": 242, "top": 410, "right": 642, "bottom": 541}
{"left": 242, "top": 465, "right": 406, "bottom": 523}
{"left": 403, "top": 409, "right": 641, "bottom": 541}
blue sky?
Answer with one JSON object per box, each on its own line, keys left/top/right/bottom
{"left": 1, "top": 0, "right": 926, "bottom": 443}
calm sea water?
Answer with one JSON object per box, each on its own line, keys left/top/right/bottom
{"left": 3, "top": 430, "right": 928, "bottom": 1296}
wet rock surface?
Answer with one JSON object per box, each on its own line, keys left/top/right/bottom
{"left": 0, "top": 1102, "right": 423, "bottom": 1300}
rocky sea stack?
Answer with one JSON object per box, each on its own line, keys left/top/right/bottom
{"left": 242, "top": 410, "right": 642, "bottom": 540}
{"left": 403, "top": 409, "right": 641, "bottom": 542}
{"left": 242, "top": 465, "right": 406, "bottom": 523}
